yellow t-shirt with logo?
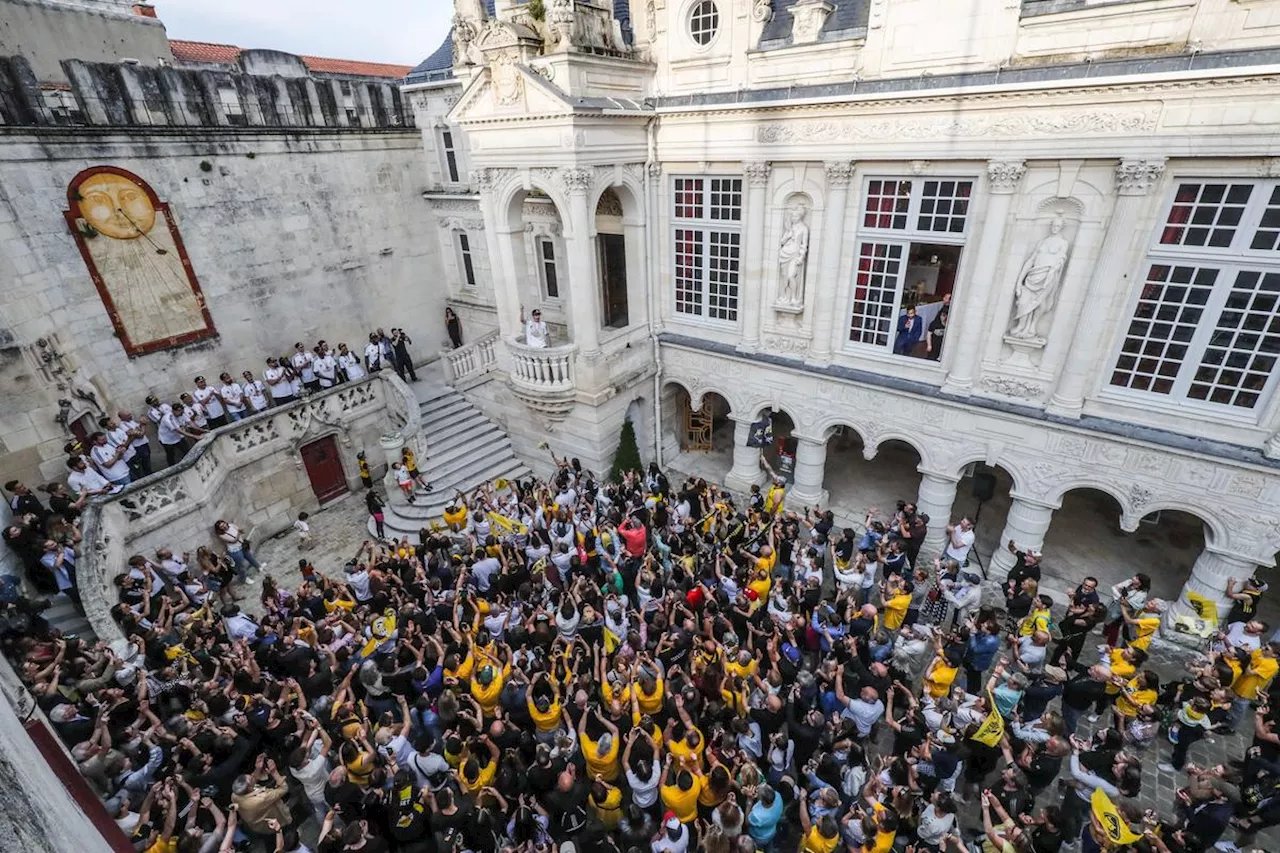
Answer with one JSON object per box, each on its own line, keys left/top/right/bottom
{"left": 528, "top": 696, "right": 562, "bottom": 732}
{"left": 661, "top": 776, "right": 703, "bottom": 824}
{"left": 1114, "top": 678, "right": 1157, "bottom": 718}
{"left": 1105, "top": 649, "right": 1135, "bottom": 695}
{"left": 581, "top": 731, "right": 620, "bottom": 781}
{"left": 470, "top": 663, "right": 509, "bottom": 716}
{"left": 1234, "top": 650, "right": 1279, "bottom": 701}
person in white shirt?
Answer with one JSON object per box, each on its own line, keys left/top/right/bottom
{"left": 217, "top": 373, "right": 247, "bottom": 421}
{"left": 293, "top": 511, "right": 311, "bottom": 551}
{"left": 263, "top": 358, "right": 295, "bottom": 405}
{"left": 159, "top": 402, "right": 202, "bottom": 466}
{"left": 313, "top": 344, "right": 338, "bottom": 388}
{"left": 179, "top": 393, "right": 209, "bottom": 430}
{"left": 364, "top": 334, "right": 384, "bottom": 373}
{"left": 241, "top": 370, "right": 270, "bottom": 413}
{"left": 291, "top": 342, "right": 318, "bottom": 392}
{"left": 145, "top": 395, "right": 170, "bottom": 432}
{"left": 66, "top": 456, "right": 114, "bottom": 498}
{"left": 336, "top": 342, "right": 364, "bottom": 382}
{"left": 88, "top": 430, "right": 132, "bottom": 486}
{"left": 116, "top": 410, "right": 151, "bottom": 478}
{"left": 521, "top": 306, "right": 548, "bottom": 348}
{"left": 944, "top": 517, "right": 976, "bottom": 565}
{"left": 100, "top": 416, "right": 138, "bottom": 471}
{"left": 222, "top": 604, "right": 259, "bottom": 641}
{"left": 191, "top": 376, "right": 227, "bottom": 428}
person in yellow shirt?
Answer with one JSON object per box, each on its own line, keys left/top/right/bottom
{"left": 1103, "top": 646, "right": 1144, "bottom": 696}
{"left": 527, "top": 673, "right": 563, "bottom": 738}
{"left": 442, "top": 501, "right": 467, "bottom": 530}
{"left": 1018, "top": 594, "right": 1054, "bottom": 637}
{"left": 1121, "top": 599, "right": 1166, "bottom": 651}
{"left": 923, "top": 650, "right": 960, "bottom": 700}
{"left": 764, "top": 478, "right": 787, "bottom": 515}
{"left": 458, "top": 736, "right": 500, "bottom": 794}
{"left": 666, "top": 695, "right": 707, "bottom": 768}
{"left": 634, "top": 667, "right": 665, "bottom": 716}
{"left": 1232, "top": 644, "right": 1280, "bottom": 727}
{"left": 726, "top": 648, "right": 758, "bottom": 681}
{"left": 578, "top": 708, "right": 622, "bottom": 782}
{"left": 881, "top": 575, "right": 912, "bottom": 631}
{"left": 470, "top": 657, "right": 509, "bottom": 718}
{"left": 589, "top": 777, "right": 624, "bottom": 829}
{"left": 798, "top": 787, "right": 842, "bottom": 853}
{"left": 659, "top": 756, "right": 703, "bottom": 824}
{"left": 1111, "top": 670, "right": 1159, "bottom": 729}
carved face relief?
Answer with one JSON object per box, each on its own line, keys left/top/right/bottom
{"left": 78, "top": 172, "right": 156, "bottom": 239}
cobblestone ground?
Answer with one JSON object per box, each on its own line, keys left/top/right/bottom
{"left": 239, "top": 495, "right": 1278, "bottom": 847}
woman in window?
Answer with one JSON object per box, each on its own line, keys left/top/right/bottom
{"left": 926, "top": 308, "right": 949, "bottom": 361}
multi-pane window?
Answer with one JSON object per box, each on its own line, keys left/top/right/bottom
{"left": 456, "top": 232, "right": 476, "bottom": 288}
{"left": 537, "top": 238, "right": 559, "bottom": 298}
{"left": 1111, "top": 180, "right": 1280, "bottom": 412}
{"left": 673, "top": 177, "right": 742, "bottom": 322}
{"left": 440, "top": 129, "right": 459, "bottom": 183}
{"left": 849, "top": 177, "right": 974, "bottom": 357}
{"left": 689, "top": 0, "right": 719, "bottom": 46}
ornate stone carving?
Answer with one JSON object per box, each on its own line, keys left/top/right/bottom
{"left": 229, "top": 419, "right": 281, "bottom": 453}
{"left": 337, "top": 382, "right": 378, "bottom": 412}
{"left": 193, "top": 449, "right": 218, "bottom": 485}
{"left": 743, "top": 161, "right": 772, "bottom": 187}
{"left": 1129, "top": 484, "right": 1154, "bottom": 511}
{"left": 979, "top": 376, "right": 1044, "bottom": 399}
{"left": 789, "top": 0, "right": 834, "bottom": 44}
{"left": 491, "top": 52, "right": 525, "bottom": 107}
{"left": 986, "top": 160, "right": 1027, "bottom": 194}
{"left": 752, "top": 0, "right": 774, "bottom": 22}
{"left": 761, "top": 335, "right": 809, "bottom": 357}
{"left": 1115, "top": 158, "right": 1167, "bottom": 196}
{"left": 757, "top": 110, "right": 1158, "bottom": 143}
{"left": 777, "top": 202, "right": 810, "bottom": 307}
{"left": 558, "top": 167, "right": 594, "bottom": 196}
{"left": 1008, "top": 215, "right": 1072, "bottom": 342}
{"left": 596, "top": 188, "right": 624, "bottom": 216}
{"left": 647, "top": 161, "right": 664, "bottom": 178}
{"left": 548, "top": 0, "right": 576, "bottom": 48}
{"left": 427, "top": 199, "right": 483, "bottom": 214}
{"left": 121, "top": 477, "right": 189, "bottom": 522}
{"left": 439, "top": 216, "right": 486, "bottom": 231}
{"left": 824, "top": 160, "right": 855, "bottom": 188}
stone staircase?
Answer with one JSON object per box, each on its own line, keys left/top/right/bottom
{"left": 370, "top": 382, "right": 531, "bottom": 541}
{"left": 45, "top": 594, "right": 96, "bottom": 644}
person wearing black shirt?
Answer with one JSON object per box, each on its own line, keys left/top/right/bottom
{"left": 1050, "top": 579, "right": 1103, "bottom": 666}
{"left": 1060, "top": 663, "right": 1110, "bottom": 735}
{"left": 1003, "top": 541, "right": 1043, "bottom": 600}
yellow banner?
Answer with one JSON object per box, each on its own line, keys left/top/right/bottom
{"left": 1186, "top": 592, "right": 1219, "bottom": 626}
{"left": 487, "top": 510, "right": 528, "bottom": 537}
{"left": 1091, "top": 788, "right": 1142, "bottom": 845}
{"left": 971, "top": 707, "right": 1005, "bottom": 746}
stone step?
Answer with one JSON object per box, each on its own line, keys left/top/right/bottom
{"left": 371, "top": 463, "right": 533, "bottom": 539}
{"left": 44, "top": 596, "right": 96, "bottom": 643}
{"left": 418, "top": 432, "right": 513, "bottom": 481}
{"left": 418, "top": 396, "right": 478, "bottom": 428}
{"left": 390, "top": 454, "right": 528, "bottom": 516}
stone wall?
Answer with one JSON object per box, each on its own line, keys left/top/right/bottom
{"left": 0, "top": 0, "right": 171, "bottom": 84}
{"left": 77, "top": 375, "right": 403, "bottom": 641}
{"left": 0, "top": 126, "right": 445, "bottom": 486}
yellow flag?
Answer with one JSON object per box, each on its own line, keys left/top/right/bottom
{"left": 971, "top": 707, "right": 1005, "bottom": 746}
{"left": 1186, "top": 592, "right": 1219, "bottom": 626}
{"left": 487, "top": 510, "right": 528, "bottom": 537}
{"left": 1091, "top": 787, "right": 1142, "bottom": 845}
{"left": 359, "top": 609, "right": 397, "bottom": 659}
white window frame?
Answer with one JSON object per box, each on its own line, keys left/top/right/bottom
{"left": 687, "top": 0, "right": 721, "bottom": 50}
{"left": 438, "top": 126, "right": 461, "bottom": 184}
{"left": 671, "top": 175, "right": 743, "bottom": 326}
{"left": 455, "top": 231, "right": 477, "bottom": 289}
{"left": 1104, "top": 178, "right": 1280, "bottom": 418}
{"left": 536, "top": 236, "right": 560, "bottom": 300}
{"left": 844, "top": 176, "right": 975, "bottom": 355}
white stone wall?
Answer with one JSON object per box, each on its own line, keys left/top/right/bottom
{"left": 0, "top": 129, "right": 446, "bottom": 486}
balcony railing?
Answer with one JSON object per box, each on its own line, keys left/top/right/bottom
{"left": 507, "top": 339, "right": 577, "bottom": 393}
{"left": 442, "top": 329, "right": 499, "bottom": 387}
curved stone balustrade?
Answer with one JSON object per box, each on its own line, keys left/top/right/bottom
{"left": 506, "top": 338, "right": 578, "bottom": 422}
{"left": 442, "top": 329, "right": 500, "bottom": 387}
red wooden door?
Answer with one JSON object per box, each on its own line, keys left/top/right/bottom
{"left": 301, "top": 436, "right": 348, "bottom": 503}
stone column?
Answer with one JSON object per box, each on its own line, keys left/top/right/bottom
{"left": 942, "top": 160, "right": 1026, "bottom": 395}
{"left": 379, "top": 432, "right": 405, "bottom": 492}
{"left": 1047, "top": 159, "right": 1166, "bottom": 416}
{"left": 724, "top": 416, "right": 766, "bottom": 494}
{"left": 987, "top": 492, "right": 1058, "bottom": 580}
{"left": 787, "top": 433, "right": 830, "bottom": 508}
{"left": 916, "top": 470, "right": 960, "bottom": 558}
{"left": 806, "top": 161, "right": 855, "bottom": 367}
{"left": 737, "top": 161, "right": 771, "bottom": 354}
{"left": 1164, "top": 547, "right": 1259, "bottom": 643}
{"left": 474, "top": 169, "right": 521, "bottom": 344}
{"left": 561, "top": 166, "right": 602, "bottom": 359}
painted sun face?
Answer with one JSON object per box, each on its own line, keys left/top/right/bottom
{"left": 77, "top": 173, "right": 156, "bottom": 239}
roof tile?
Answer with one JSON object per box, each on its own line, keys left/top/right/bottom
{"left": 168, "top": 40, "right": 411, "bottom": 80}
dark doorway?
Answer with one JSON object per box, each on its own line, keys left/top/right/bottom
{"left": 599, "top": 233, "right": 629, "bottom": 328}
{"left": 301, "top": 436, "right": 348, "bottom": 504}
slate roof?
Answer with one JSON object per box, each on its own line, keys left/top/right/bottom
{"left": 168, "top": 40, "right": 413, "bottom": 80}
{"left": 759, "top": 0, "right": 870, "bottom": 46}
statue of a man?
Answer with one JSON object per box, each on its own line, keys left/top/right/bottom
{"left": 778, "top": 203, "right": 810, "bottom": 305}
{"left": 1009, "top": 216, "right": 1071, "bottom": 340}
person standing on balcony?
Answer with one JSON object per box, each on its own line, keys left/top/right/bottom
{"left": 521, "top": 306, "right": 548, "bottom": 348}
{"left": 391, "top": 328, "right": 418, "bottom": 383}
{"left": 445, "top": 307, "right": 464, "bottom": 349}
{"left": 337, "top": 343, "right": 364, "bottom": 382}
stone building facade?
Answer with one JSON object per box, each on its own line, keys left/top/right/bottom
{"left": 409, "top": 0, "right": 1280, "bottom": 636}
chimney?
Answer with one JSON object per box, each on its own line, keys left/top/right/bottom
{"left": 133, "top": 3, "right": 158, "bottom": 17}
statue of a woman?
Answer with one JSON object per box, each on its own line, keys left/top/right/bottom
{"left": 1009, "top": 216, "right": 1071, "bottom": 340}
{"left": 778, "top": 203, "right": 810, "bottom": 306}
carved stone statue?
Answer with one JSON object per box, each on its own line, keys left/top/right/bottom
{"left": 778, "top": 203, "right": 810, "bottom": 306}
{"left": 548, "top": 0, "right": 576, "bottom": 48}
{"left": 1009, "top": 215, "right": 1071, "bottom": 340}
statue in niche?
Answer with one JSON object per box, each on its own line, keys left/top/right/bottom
{"left": 65, "top": 167, "right": 216, "bottom": 357}
{"left": 1008, "top": 215, "right": 1071, "bottom": 341}
{"left": 777, "top": 202, "right": 810, "bottom": 306}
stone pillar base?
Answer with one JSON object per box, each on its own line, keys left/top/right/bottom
{"left": 988, "top": 492, "right": 1058, "bottom": 581}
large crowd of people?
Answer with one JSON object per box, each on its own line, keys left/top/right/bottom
{"left": 4, "top": 452, "right": 1280, "bottom": 853}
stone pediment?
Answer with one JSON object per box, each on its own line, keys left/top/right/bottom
{"left": 448, "top": 58, "right": 575, "bottom": 123}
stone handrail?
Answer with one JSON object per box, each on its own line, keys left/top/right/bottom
{"left": 76, "top": 376, "right": 390, "bottom": 641}
{"left": 507, "top": 339, "right": 577, "bottom": 394}
{"left": 441, "top": 329, "right": 500, "bottom": 386}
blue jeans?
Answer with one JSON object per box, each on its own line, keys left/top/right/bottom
{"left": 228, "top": 410, "right": 244, "bottom": 422}
{"left": 1230, "top": 696, "right": 1253, "bottom": 728}
{"left": 228, "top": 548, "right": 260, "bottom": 582}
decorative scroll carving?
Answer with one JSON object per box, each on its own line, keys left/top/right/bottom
{"left": 743, "top": 161, "right": 772, "bottom": 187}
{"left": 121, "top": 477, "right": 189, "bottom": 522}
{"left": 986, "top": 160, "right": 1027, "bottom": 194}
{"left": 979, "top": 376, "right": 1045, "bottom": 399}
{"left": 1115, "top": 159, "right": 1167, "bottom": 196}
